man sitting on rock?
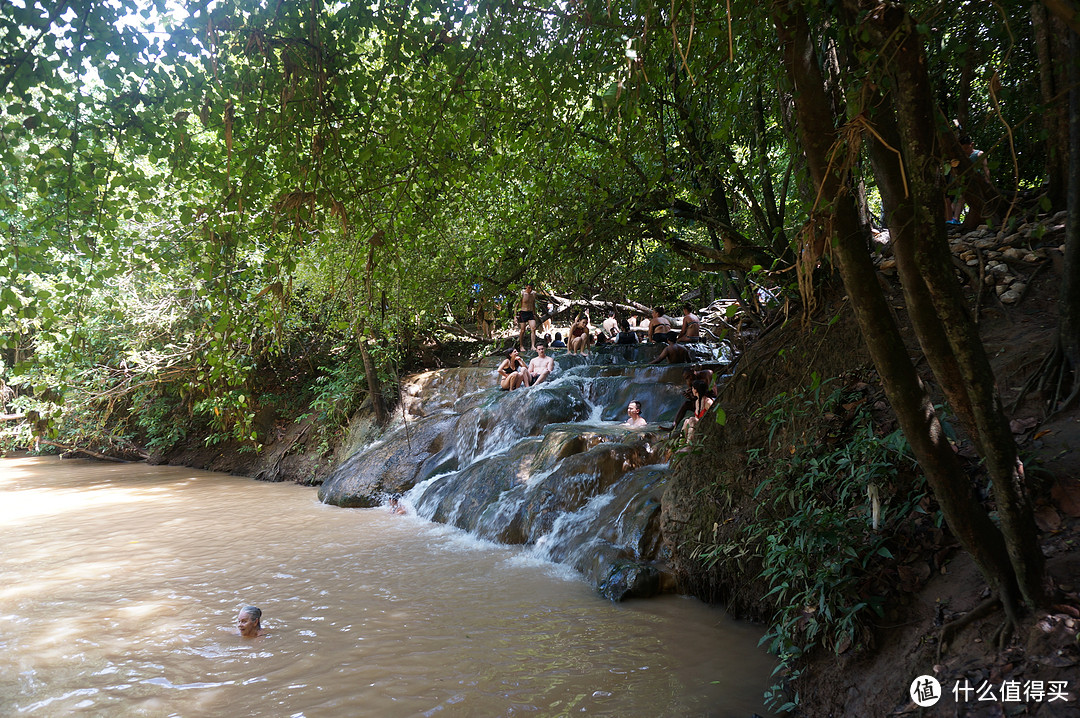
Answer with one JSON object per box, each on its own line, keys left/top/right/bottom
{"left": 527, "top": 343, "right": 555, "bottom": 385}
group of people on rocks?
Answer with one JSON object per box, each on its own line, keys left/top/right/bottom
{"left": 497, "top": 283, "right": 717, "bottom": 440}
{"left": 497, "top": 344, "right": 555, "bottom": 390}
{"left": 514, "top": 281, "right": 705, "bottom": 355}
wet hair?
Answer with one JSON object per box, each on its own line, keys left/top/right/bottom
{"left": 653, "top": 306, "right": 665, "bottom": 316}
{"left": 682, "top": 303, "right": 693, "bottom": 312}
{"left": 629, "top": 400, "right": 642, "bottom": 413}
{"left": 667, "top": 333, "right": 679, "bottom": 343}
{"left": 691, "top": 379, "right": 713, "bottom": 398}
{"left": 619, "top": 319, "right": 631, "bottom": 332}
{"left": 682, "top": 367, "right": 696, "bottom": 378}
{"left": 505, "top": 348, "right": 518, "bottom": 358}
{"left": 554, "top": 332, "right": 563, "bottom": 341}
{"left": 537, "top": 342, "right": 548, "bottom": 349}
{"left": 240, "top": 606, "right": 262, "bottom": 624}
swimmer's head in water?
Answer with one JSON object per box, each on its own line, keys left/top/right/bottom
{"left": 238, "top": 606, "right": 262, "bottom": 637}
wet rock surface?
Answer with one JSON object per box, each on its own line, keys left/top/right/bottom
{"left": 319, "top": 345, "right": 719, "bottom": 599}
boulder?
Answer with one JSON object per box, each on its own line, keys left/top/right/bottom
{"left": 318, "top": 412, "right": 463, "bottom": 507}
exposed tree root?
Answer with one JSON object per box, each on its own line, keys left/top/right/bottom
{"left": 1012, "top": 339, "right": 1080, "bottom": 417}
{"left": 936, "top": 596, "right": 1014, "bottom": 660}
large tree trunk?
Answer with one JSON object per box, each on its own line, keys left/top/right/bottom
{"left": 1032, "top": 2, "right": 1070, "bottom": 210}
{"left": 772, "top": 0, "right": 1026, "bottom": 618}
{"left": 856, "top": 1, "right": 1045, "bottom": 608}
{"left": 1062, "top": 29, "right": 1080, "bottom": 406}
{"left": 1024, "top": 27, "right": 1080, "bottom": 413}
{"left": 357, "top": 319, "right": 388, "bottom": 425}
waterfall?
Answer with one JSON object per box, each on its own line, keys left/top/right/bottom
{"left": 319, "top": 343, "right": 727, "bottom": 600}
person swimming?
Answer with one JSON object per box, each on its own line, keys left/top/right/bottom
{"left": 624, "top": 400, "right": 647, "bottom": 427}
{"left": 237, "top": 605, "right": 265, "bottom": 638}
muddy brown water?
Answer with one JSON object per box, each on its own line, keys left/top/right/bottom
{"left": 0, "top": 456, "right": 774, "bottom": 717}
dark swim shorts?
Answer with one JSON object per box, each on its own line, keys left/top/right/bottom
{"left": 653, "top": 330, "right": 671, "bottom": 343}
{"left": 517, "top": 311, "right": 535, "bottom": 323}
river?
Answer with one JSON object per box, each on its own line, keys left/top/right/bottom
{"left": 0, "top": 455, "right": 773, "bottom": 717}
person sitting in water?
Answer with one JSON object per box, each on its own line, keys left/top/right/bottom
{"left": 677, "top": 303, "right": 701, "bottom": 342}
{"left": 237, "top": 606, "right": 266, "bottom": 638}
{"left": 648, "top": 333, "right": 690, "bottom": 365}
{"left": 527, "top": 343, "right": 555, "bottom": 385}
{"left": 615, "top": 318, "right": 639, "bottom": 344}
{"left": 498, "top": 348, "right": 529, "bottom": 390}
{"left": 595, "top": 331, "right": 610, "bottom": 345}
{"left": 648, "top": 306, "right": 673, "bottom": 343}
{"left": 550, "top": 332, "right": 567, "bottom": 348}
{"left": 624, "top": 400, "right": 647, "bottom": 427}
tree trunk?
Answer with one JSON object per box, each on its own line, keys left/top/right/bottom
{"left": 1027, "top": 27, "right": 1080, "bottom": 413}
{"left": 772, "top": 0, "right": 1026, "bottom": 618}
{"left": 356, "top": 318, "right": 388, "bottom": 425}
{"left": 1032, "top": 2, "right": 1069, "bottom": 209}
{"left": 857, "top": 1, "right": 1045, "bottom": 608}
{"left": 1062, "top": 28, "right": 1080, "bottom": 404}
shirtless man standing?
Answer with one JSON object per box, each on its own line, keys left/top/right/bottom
{"left": 527, "top": 343, "right": 555, "bottom": 385}
{"left": 518, "top": 283, "right": 538, "bottom": 352}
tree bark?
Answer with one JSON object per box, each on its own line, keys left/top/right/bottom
{"left": 855, "top": 1, "right": 1045, "bottom": 608}
{"left": 1062, "top": 28, "right": 1080, "bottom": 405}
{"left": 772, "top": 0, "right": 1026, "bottom": 618}
{"left": 1033, "top": 2, "right": 1069, "bottom": 209}
{"left": 357, "top": 328, "right": 388, "bottom": 425}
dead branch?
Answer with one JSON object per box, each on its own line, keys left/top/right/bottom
{"left": 37, "top": 439, "right": 147, "bottom": 462}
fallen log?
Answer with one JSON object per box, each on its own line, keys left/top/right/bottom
{"left": 38, "top": 439, "right": 147, "bottom": 463}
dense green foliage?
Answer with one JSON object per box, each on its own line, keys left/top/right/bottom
{"left": 699, "top": 377, "right": 923, "bottom": 710}
{"left": 1, "top": 0, "right": 1059, "bottom": 452}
